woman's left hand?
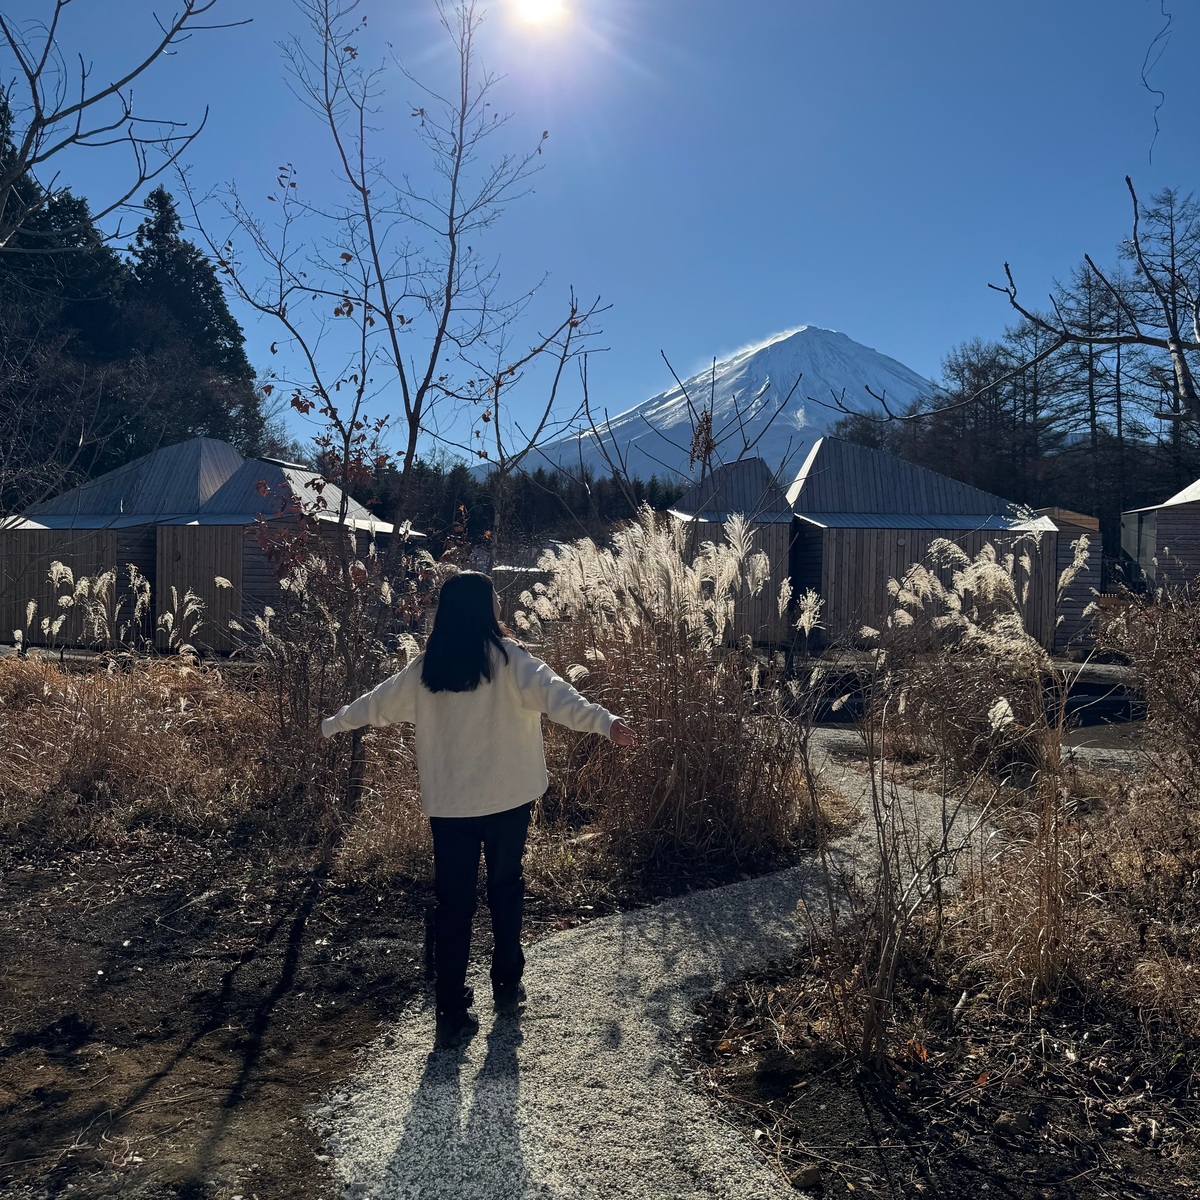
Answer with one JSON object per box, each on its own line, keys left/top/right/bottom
{"left": 609, "top": 718, "right": 637, "bottom": 747}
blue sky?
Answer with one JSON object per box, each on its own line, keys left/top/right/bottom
{"left": 4, "top": 0, "right": 1198, "bottom": 453}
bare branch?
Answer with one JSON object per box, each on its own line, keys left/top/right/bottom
{"left": 0, "top": 1, "right": 242, "bottom": 251}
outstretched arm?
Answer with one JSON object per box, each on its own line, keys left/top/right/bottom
{"left": 321, "top": 660, "right": 420, "bottom": 737}
{"left": 511, "top": 646, "right": 636, "bottom": 744}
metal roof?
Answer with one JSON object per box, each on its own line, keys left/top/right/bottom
{"left": 196, "top": 460, "right": 392, "bottom": 532}
{"left": 668, "top": 508, "right": 792, "bottom": 525}
{"left": 1124, "top": 476, "right": 1200, "bottom": 514}
{"left": 671, "top": 457, "right": 793, "bottom": 521}
{"left": 14, "top": 438, "right": 395, "bottom": 534}
{"left": 794, "top": 512, "right": 1056, "bottom": 532}
{"left": 24, "top": 437, "right": 244, "bottom": 520}
{"left": 788, "top": 438, "right": 1016, "bottom": 516}
{"left": 5, "top": 515, "right": 169, "bottom": 531}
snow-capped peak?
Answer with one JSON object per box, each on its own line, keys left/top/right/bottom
{"left": 532, "top": 325, "right": 933, "bottom": 484}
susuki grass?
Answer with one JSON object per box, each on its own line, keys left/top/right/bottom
{"left": 516, "top": 508, "right": 823, "bottom": 868}
{"left": 7, "top": 514, "right": 1196, "bottom": 1067}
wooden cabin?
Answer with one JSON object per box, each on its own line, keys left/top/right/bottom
{"left": 1035, "top": 507, "right": 1101, "bottom": 650}
{"left": 0, "top": 437, "right": 394, "bottom": 654}
{"left": 669, "top": 457, "right": 796, "bottom": 644}
{"left": 1121, "top": 479, "right": 1200, "bottom": 589}
{"left": 786, "top": 439, "right": 1090, "bottom": 653}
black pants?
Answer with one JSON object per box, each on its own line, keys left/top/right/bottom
{"left": 429, "top": 802, "right": 532, "bottom": 1016}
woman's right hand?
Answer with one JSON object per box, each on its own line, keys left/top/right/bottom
{"left": 609, "top": 718, "right": 637, "bottom": 747}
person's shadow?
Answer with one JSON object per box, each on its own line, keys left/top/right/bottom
{"left": 383, "top": 1020, "right": 532, "bottom": 1199}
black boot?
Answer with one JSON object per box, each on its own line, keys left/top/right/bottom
{"left": 435, "top": 987, "right": 478, "bottom": 1050}
{"left": 492, "top": 981, "right": 527, "bottom": 1016}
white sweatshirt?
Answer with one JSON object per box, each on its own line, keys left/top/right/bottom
{"left": 320, "top": 638, "right": 617, "bottom": 818}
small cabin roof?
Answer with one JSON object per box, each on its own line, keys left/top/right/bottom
{"left": 787, "top": 437, "right": 1016, "bottom": 516}
{"left": 1124, "top": 476, "right": 1200, "bottom": 516}
{"left": 194, "top": 459, "right": 393, "bottom": 533}
{"left": 1035, "top": 506, "right": 1100, "bottom": 532}
{"left": 23, "top": 437, "right": 244, "bottom": 522}
{"left": 670, "top": 457, "right": 792, "bottom": 524}
{"left": 794, "top": 512, "right": 1056, "bottom": 532}
{"left": 12, "top": 437, "right": 397, "bottom": 534}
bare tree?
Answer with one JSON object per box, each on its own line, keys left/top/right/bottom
{"left": 852, "top": 178, "right": 1200, "bottom": 429}
{"left": 184, "top": 0, "right": 599, "bottom": 526}
{"left": 994, "top": 178, "right": 1199, "bottom": 421}
{"left": 0, "top": 1, "right": 246, "bottom": 252}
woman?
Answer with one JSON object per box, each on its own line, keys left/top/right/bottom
{"left": 322, "top": 570, "right": 636, "bottom": 1049}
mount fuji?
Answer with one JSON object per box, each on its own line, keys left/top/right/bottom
{"left": 530, "top": 325, "right": 934, "bottom": 483}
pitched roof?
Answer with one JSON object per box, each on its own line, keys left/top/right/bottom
{"left": 1155, "top": 477, "right": 1200, "bottom": 509}
{"left": 1121, "top": 476, "right": 1200, "bottom": 516}
{"left": 24, "top": 437, "right": 244, "bottom": 520}
{"left": 1035, "top": 506, "right": 1100, "bottom": 532}
{"left": 669, "top": 457, "right": 793, "bottom": 524}
{"left": 175, "top": 459, "right": 390, "bottom": 532}
{"left": 15, "top": 437, "right": 393, "bottom": 533}
{"left": 787, "top": 437, "right": 1015, "bottom": 516}
{"left": 795, "top": 512, "right": 1055, "bottom": 532}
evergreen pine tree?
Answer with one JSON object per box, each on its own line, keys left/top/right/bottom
{"left": 124, "top": 187, "right": 264, "bottom": 455}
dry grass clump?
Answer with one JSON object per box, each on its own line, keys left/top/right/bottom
{"left": 880, "top": 575, "right": 1200, "bottom": 1043}
{"left": 516, "top": 508, "right": 820, "bottom": 868}
{"left": 1082, "top": 589, "right": 1200, "bottom": 1037}
{"left": 0, "top": 656, "right": 272, "bottom": 845}
{"left": 865, "top": 534, "right": 1081, "bottom": 771}
{"left": 0, "top": 654, "right": 440, "bottom": 870}
{"left": 791, "top": 533, "right": 1097, "bottom": 1069}
{"left": 332, "top": 727, "right": 430, "bottom": 881}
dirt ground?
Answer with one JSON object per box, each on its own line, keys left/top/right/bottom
{"left": 0, "top": 828, "right": 768, "bottom": 1200}
{"left": 0, "top": 838, "right": 435, "bottom": 1199}
{"left": 689, "top": 958, "right": 1200, "bottom": 1199}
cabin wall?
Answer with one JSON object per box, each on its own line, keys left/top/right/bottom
{"left": 241, "top": 525, "right": 281, "bottom": 623}
{"left": 0, "top": 529, "right": 116, "bottom": 646}
{"left": 1153, "top": 504, "right": 1200, "bottom": 587}
{"left": 819, "top": 526, "right": 1059, "bottom": 651}
{"left": 677, "top": 517, "right": 793, "bottom": 644}
{"left": 115, "top": 526, "right": 158, "bottom": 645}
{"left": 156, "top": 526, "right": 244, "bottom": 653}
{"left": 1051, "top": 522, "right": 1100, "bottom": 652}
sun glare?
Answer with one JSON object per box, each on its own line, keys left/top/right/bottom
{"left": 513, "top": 0, "right": 567, "bottom": 27}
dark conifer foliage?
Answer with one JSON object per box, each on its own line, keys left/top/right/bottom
{"left": 122, "top": 187, "right": 264, "bottom": 459}
{"left": 358, "top": 459, "right": 683, "bottom": 557}
{"left": 0, "top": 140, "right": 265, "bottom": 513}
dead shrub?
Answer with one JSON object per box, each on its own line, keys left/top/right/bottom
{"left": 0, "top": 657, "right": 273, "bottom": 845}
{"left": 515, "top": 508, "right": 821, "bottom": 869}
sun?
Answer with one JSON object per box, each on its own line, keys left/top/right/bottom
{"left": 511, "top": 0, "right": 567, "bottom": 27}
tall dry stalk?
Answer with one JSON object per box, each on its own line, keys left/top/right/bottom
{"left": 518, "top": 507, "right": 817, "bottom": 865}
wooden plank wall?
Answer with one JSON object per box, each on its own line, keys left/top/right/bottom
{"left": 820, "top": 527, "right": 1060, "bottom": 650}
{"left": 115, "top": 527, "right": 157, "bottom": 645}
{"left": 1050, "top": 524, "right": 1100, "bottom": 652}
{"left": 1154, "top": 504, "right": 1200, "bottom": 588}
{"left": 683, "top": 518, "right": 792, "bottom": 644}
{"left": 242, "top": 525, "right": 282, "bottom": 623}
{"left": 0, "top": 529, "right": 115, "bottom": 646}
{"left": 156, "top": 526, "right": 243, "bottom": 653}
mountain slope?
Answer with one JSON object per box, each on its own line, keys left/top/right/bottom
{"left": 532, "top": 325, "right": 933, "bottom": 483}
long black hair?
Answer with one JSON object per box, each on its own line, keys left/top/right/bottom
{"left": 421, "top": 571, "right": 510, "bottom": 693}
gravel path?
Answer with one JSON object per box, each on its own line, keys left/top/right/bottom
{"left": 315, "top": 741, "right": 988, "bottom": 1199}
